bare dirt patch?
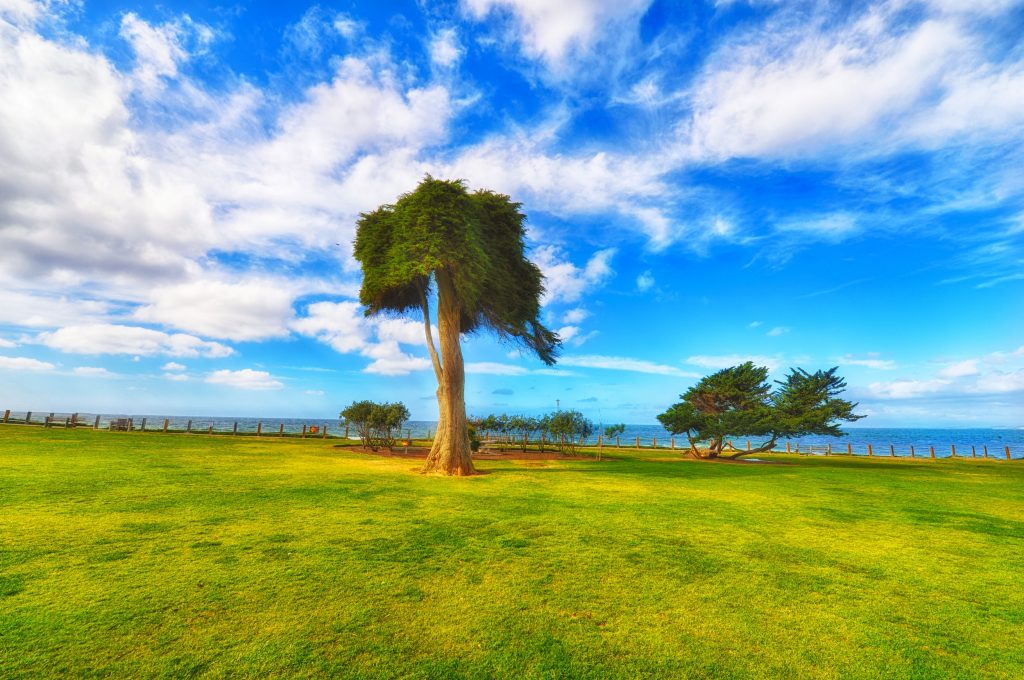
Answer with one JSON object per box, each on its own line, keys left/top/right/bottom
{"left": 338, "top": 445, "right": 597, "bottom": 461}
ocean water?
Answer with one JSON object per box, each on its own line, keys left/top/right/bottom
{"left": 6, "top": 411, "right": 1022, "bottom": 459}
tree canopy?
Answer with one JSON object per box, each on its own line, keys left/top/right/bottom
{"left": 657, "top": 362, "right": 863, "bottom": 458}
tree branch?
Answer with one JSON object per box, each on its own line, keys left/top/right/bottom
{"left": 724, "top": 437, "right": 777, "bottom": 459}
{"left": 419, "top": 285, "right": 443, "bottom": 383}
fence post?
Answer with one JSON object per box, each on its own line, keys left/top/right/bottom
{"left": 652, "top": 436, "right": 657, "bottom": 448}
{"left": 140, "top": 418, "right": 147, "bottom": 432}
{"left": 256, "top": 422, "right": 262, "bottom": 437}
{"left": 323, "top": 425, "right": 328, "bottom": 439}
{"left": 868, "top": 443, "right": 873, "bottom": 457}
{"left": 889, "top": 444, "right": 895, "bottom": 457}
{"left": 344, "top": 424, "right": 350, "bottom": 438}
{"left": 25, "top": 411, "right": 32, "bottom": 424}
{"left": 128, "top": 418, "right": 133, "bottom": 432}
{"left": 71, "top": 413, "right": 78, "bottom": 426}
{"left": 847, "top": 443, "right": 852, "bottom": 455}
{"left": 233, "top": 422, "right": 238, "bottom": 435}
{"left": 971, "top": 445, "right": 976, "bottom": 458}
{"left": 163, "top": 418, "right": 169, "bottom": 433}
{"left": 951, "top": 444, "right": 956, "bottom": 458}
{"left": 910, "top": 445, "right": 915, "bottom": 458}
{"left": 635, "top": 436, "right": 640, "bottom": 449}
{"left": 302, "top": 424, "right": 307, "bottom": 438}
{"left": 827, "top": 443, "right": 832, "bottom": 455}
{"left": 187, "top": 420, "right": 192, "bottom": 433}
{"left": 206, "top": 424, "right": 212, "bottom": 435}
{"left": 929, "top": 445, "right": 935, "bottom": 459}
{"left": 1006, "top": 446, "right": 1012, "bottom": 461}
{"left": 44, "top": 415, "right": 51, "bottom": 429}
{"left": 64, "top": 417, "right": 70, "bottom": 428}
{"left": 616, "top": 436, "right": 620, "bottom": 448}
{"left": 96, "top": 415, "right": 102, "bottom": 430}
{"left": 279, "top": 423, "right": 284, "bottom": 436}
{"left": 984, "top": 445, "right": 988, "bottom": 458}
{"left": 786, "top": 441, "right": 791, "bottom": 453}
{"left": 2, "top": 409, "right": 8, "bottom": 423}
{"left": 671, "top": 437, "right": 675, "bottom": 450}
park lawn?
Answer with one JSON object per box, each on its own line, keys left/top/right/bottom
{"left": 1, "top": 427, "right": 1023, "bottom": 679}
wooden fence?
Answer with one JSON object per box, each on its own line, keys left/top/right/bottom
{"left": 1, "top": 410, "right": 1018, "bottom": 460}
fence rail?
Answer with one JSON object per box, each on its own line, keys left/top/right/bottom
{"left": 1, "top": 410, "right": 1019, "bottom": 460}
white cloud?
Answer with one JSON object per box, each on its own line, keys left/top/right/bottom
{"left": 38, "top": 324, "right": 233, "bottom": 358}
{"left": 466, "top": 361, "right": 528, "bottom": 376}
{"left": 747, "top": 321, "right": 762, "bottom": 329}
{"left": 430, "top": 28, "right": 463, "bottom": 68}
{"left": 839, "top": 354, "right": 897, "bottom": 370}
{"left": 72, "top": 366, "right": 116, "bottom": 378}
{"left": 164, "top": 372, "right": 189, "bottom": 381}
{"left": 119, "top": 12, "right": 213, "bottom": 96}
{"left": 206, "top": 368, "right": 284, "bottom": 390}
{"left": 969, "top": 369, "right": 1024, "bottom": 394}
{"left": 0, "top": 291, "right": 115, "bottom": 329}
{"left": 0, "top": 355, "right": 55, "bottom": 371}
{"left": 360, "top": 341, "right": 431, "bottom": 376}
{"left": 134, "top": 278, "right": 297, "bottom": 341}
{"left": 304, "top": 389, "right": 325, "bottom": 396}
{"left": 532, "top": 246, "right": 616, "bottom": 304}
{"left": 560, "top": 354, "right": 698, "bottom": 377}
{"left": 562, "top": 307, "right": 589, "bottom": 324}
{"left": 0, "top": 338, "right": 16, "bottom": 348}
{"left": 939, "top": 358, "right": 980, "bottom": 378}
{"left": 868, "top": 378, "right": 950, "bottom": 399}
{"left": 636, "top": 270, "right": 654, "bottom": 292}
{"left": 161, "top": 362, "right": 186, "bottom": 372}
{"left": 685, "top": 354, "right": 783, "bottom": 371}
{"left": 766, "top": 326, "right": 789, "bottom": 337}
{"left": 462, "top": 0, "right": 651, "bottom": 67}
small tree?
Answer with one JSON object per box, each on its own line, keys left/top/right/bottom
{"left": 545, "top": 410, "right": 594, "bottom": 455}
{"left": 340, "top": 400, "right": 376, "bottom": 449}
{"left": 340, "top": 400, "right": 409, "bottom": 451}
{"left": 657, "top": 362, "right": 863, "bottom": 459}
{"left": 604, "top": 423, "right": 625, "bottom": 440}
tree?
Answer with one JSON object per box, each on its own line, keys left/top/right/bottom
{"left": 545, "top": 410, "right": 594, "bottom": 455}
{"left": 604, "top": 423, "right": 625, "bottom": 440}
{"left": 656, "top": 362, "right": 863, "bottom": 459}
{"left": 340, "top": 400, "right": 410, "bottom": 451}
{"left": 355, "top": 177, "right": 559, "bottom": 475}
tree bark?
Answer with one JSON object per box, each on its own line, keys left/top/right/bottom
{"left": 421, "top": 270, "right": 476, "bottom": 476}
{"left": 724, "top": 438, "right": 777, "bottom": 459}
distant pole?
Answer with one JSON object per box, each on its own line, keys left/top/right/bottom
{"left": 279, "top": 423, "right": 284, "bottom": 436}
{"left": 747, "top": 440, "right": 751, "bottom": 451}
{"left": 64, "top": 417, "right": 70, "bottom": 428}
{"left": 635, "top": 436, "right": 640, "bottom": 449}
{"left": 889, "top": 444, "right": 894, "bottom": 457}
{"left": 233, "top": 422, "right": 238, "bottom": 435}
{"left": 847, "top": 442, "right": 852, "bottom": 455}
{"left": 652, "top": 436, "right": 657, "bottom": 448}
{"left": 670, "top": 437, "right": 675, "bottom": 450}
{"left": 984, "top": 445, "right": 988, "bottom": 458}
{"left": 2, "top": 409, "right": 9, "bottom": 423}
{"left": 163, "top": 418, "right": 169, "bottom": 433}
{"left": 1006, "top": 446, "right": 1012, "bottom": 461}
{"left": 868, "top": 443, "right": 873, "bottom": 457}
{"left": 208, "top": 424, "right": 213, "bottom": 435}
{"left": 302, "top": 424, "right": 307, "bottom": 438}
{"left": 910, "top": 445, "right": 915, "bottom": 458}
{"left": 786, "top": 441, "right": 791, "bottom": 453}
{"left": 140, "top": 418, "right": 147, "bottom": 432}
{"left": 929, "top": 445, "right": 935, "bottom": 459}
{"left": 25, "top": 411, "right": 32, "bottom": 424}
{"left": 971, "top": 445, "right": 976, "bottom": 458}
{"left": 128, "top": 418, "right": 133, "bottom": 432}
{"left": 44, "top": 415, "right": 50, "bottom": 429}
{"left": 617, "top": 436, "right": 620, "bottom": 449}
{"left": 96, "top": 415, "right": 102, "bottom": 430}
{"left": 951, "top": 444, "right": 956, "bottom": 458}
{"left": 599, "top": 436, "right": 603, "bottom": 450}
{"left": 322, "top": 425, "right": 328, "bottom": 439}
{"left": 187, "top": 419, "right": 192, "bottom": 433}
{"left": 826, "top": 443, "right": 832, "bottom": 455}
{"left": 256, "top": 422, "right": 261, "bottom": 437}
{"left": 345, "top": 424, "right": 350, "bottom": 438}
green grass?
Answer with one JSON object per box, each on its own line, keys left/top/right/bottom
{"left": 1, "top": 426, "right": 1023, "bottom": 679}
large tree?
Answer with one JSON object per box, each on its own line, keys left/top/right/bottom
{"left": 354, "top": 177, "right": 559, "bottom": 475}
{"left": 657, "top": 362, "right": 863, "bottom": 459}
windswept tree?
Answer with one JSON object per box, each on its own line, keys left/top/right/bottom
{"left": 657, "top": 362, "right": 863, "bottom": 459}
{"left": 355, "top": 177, "right": 559, "bottom": 475}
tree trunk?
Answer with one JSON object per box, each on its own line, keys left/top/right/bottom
{"left": 422, "top": 270, "right": 476, "bottom": 476}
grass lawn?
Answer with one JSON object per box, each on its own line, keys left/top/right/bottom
{"left": 1, "top": 426, "right": 1023, "bottom": 678}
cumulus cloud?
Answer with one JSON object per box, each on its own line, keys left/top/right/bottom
{"left": 0, "top": 355, "right": 55, "bottom": 371}
{"left": 206, "top": 368, "right": 284, "bottom": 390}
{"left": 532, "top": 246, "right": 615, "bottom": 304}
{"left": 461, "top": 0, "right": 651, "bottom": 67}
{"left": 685, "top": 354, "right": 784, "bottom": 372}
{"left": 430, "top": 28, "right": 463, "bottom": 67}
{"left": 766, "top": 326, "right": 789, "bottom": 337}
{"left": 72, "top": 366, "right": 117, "bottom": 378}
{"left": 161, "top": 362, "right": 186, "bottom": 371}
{"left": 868, "top": 378, "right": 950, "bottom": 399}
{"left": 37, "top": 324, "right": 233, "bottom": 358}
{"left": 636, "top": 270, "right": 654, "bottom": 292}
{"left": 939, "top": 358, "right": 980, "bottom": 378}
{"left": 0, "top": 338, "right": 16, "bottom": 348}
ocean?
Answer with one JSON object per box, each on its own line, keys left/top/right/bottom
{"left": 6, "top": 411, "right": 1022, "bottom": 459}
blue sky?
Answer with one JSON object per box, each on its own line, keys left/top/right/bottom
{"left": 1, "top": 0, "right": 1022, "bottom": 426}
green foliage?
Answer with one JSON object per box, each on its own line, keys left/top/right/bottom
{"left": 657, "top": 362, "right": 863, "bottom": 457}
{"left": 340, "top": 400, "right": 410, "bottom": 451}
{"left": 467, "top": 425, "right": 481, "bottom": 452}
{"left": 354, "top": 176, "right": 559, "bottom": 363}
{"left": 604, "top": 423, "right": 626, "bottom": 439}
{"left": 544, "top": 410, "right": 594, "bottom": 454}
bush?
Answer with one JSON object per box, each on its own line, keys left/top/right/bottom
{"left": 340, "top": 400, "right": 410, "bottom": 451}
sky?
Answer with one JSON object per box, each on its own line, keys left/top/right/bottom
{"left": 0, "top": 0, "right": 1022, "bottom": 426}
